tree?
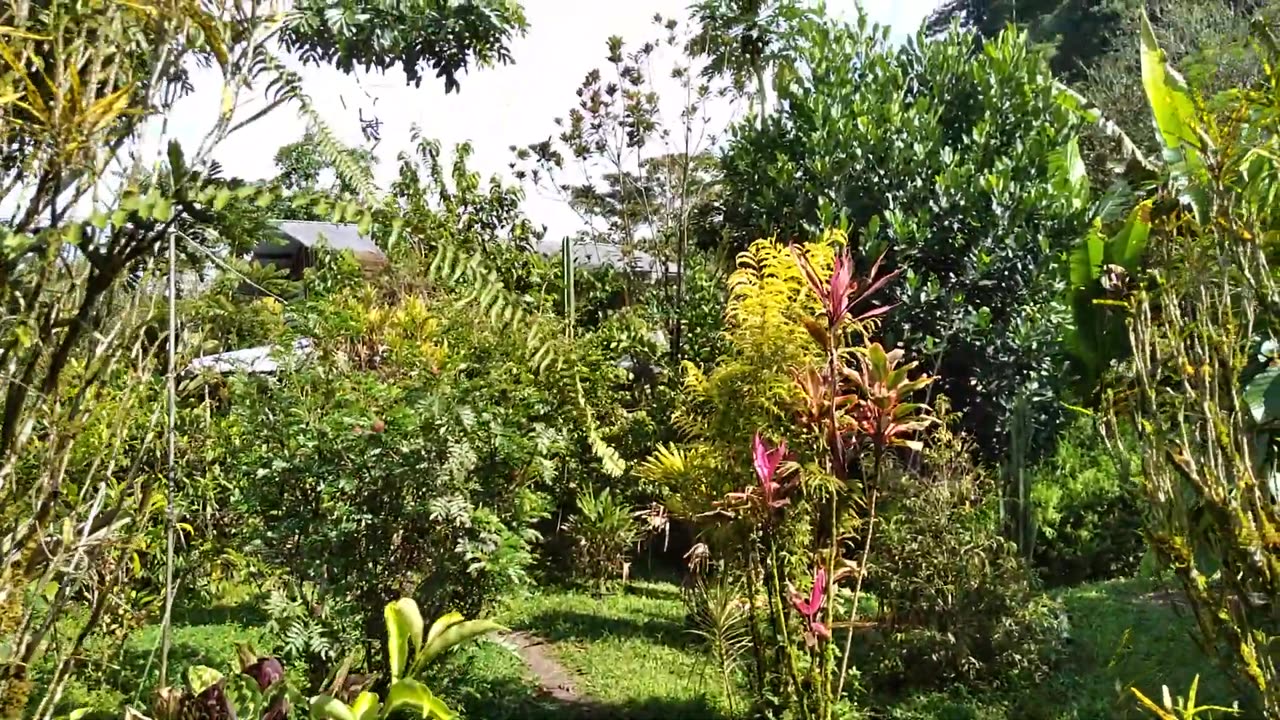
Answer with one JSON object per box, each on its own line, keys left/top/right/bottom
{"left": 513, "top": 15, "right": 727, "bottom": 361}
{"left": 275, "top": 132, "right": 378, "bottom": 195}
{"left": 925, "top": 0, "right": 1128, "bottom": 79}
{"left": 717, "top": 12, "right": 1092, "bottom": 463}
{"left": 279, "top": 0, "right": 528, "bottom": 92}
{"left": 0, "top": 0, "right": 537, "bottom": 712}
{"left": 686, "top": 0, "right": 808, "bottom": 118}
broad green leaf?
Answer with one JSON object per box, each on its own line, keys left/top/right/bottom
{"left": 309, "top": 695, "right": 355, "bottom": 720}
{"left": 425, "top": 611, "right": 463, "bottom": 648}
{"left": 419, "top": 618, "right": 504, "bottom": 667}
{"left": 1111, "top": 200, "right": 1152, "bottom": 270}
{"left": 1139, "top": 10, "right": 1198, "bottom": 154}
{"left": 350, "top": 691, "right": 380, "bottom": 720}
{"left": 1245, "top": 367, "right": 1280, "bottom": 426}
{"left": 212, "top": 187, "right": 232, "bottom": 211}
{"left": 186, "top": 666, "right": 223, "bottom": 696}
{"left": 1051, "top": 136, "right": 1089, "bottom": 206}
{"left": 384, "top": 679, "right": 456, "bottom": 720}
{"left": 385, "top": 598, "right": 424, "bottom": 681}
{"left": 1085, "top": 228, "right": 1104, "bottom": 280}
{"left": 153, "top": 196, "right": 173, "bottom": 222}
{"left": 396, "top": 598, "right": 426, "bottom": 651}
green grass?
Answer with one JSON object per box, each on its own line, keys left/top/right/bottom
{"left": 50, "top": 598, "right": 281, "bottom": 714}
{"left": 463, "top": 577, "right": 1238, "bottom": 720}
{"left": 47, "top": 577, "right": 1240, "bottom": 720}
{"left": 492, "top": 579, "right": 737, "bottom": 717}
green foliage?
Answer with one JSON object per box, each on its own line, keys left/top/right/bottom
{"left": 220, "top": 288, "right": 556, "bottom": 652}
{"left": 1079, "top": 13, "right": 1280, "bottom": 717}
{"left": 1030, "top": 418, "right": 1144, "bottom": 586}
{"left": 866, "top": 418, "right": 1066, "bottom": 692}
{"left": 718, "top": 13, "right": 1091, "bottom": 461}
{"left": 262, "top": 582, "right": 362, "bottom": 691}
{"left": 683, "top": 575, "right": 750, "bottom": 713}
{"left": 304, "top": 598, "right": 500, "bottom": 720}
{"left": 1073, "top": 0, "right": 1272, "bottom": 177}
{"left": 1132, "top": 675, "right": 1241, "bottom": 720}
{"left": 512, "top": 14, "right": 728, "bottom": 363}
{"left": 564, "top": 487, "right": 641, "bottom": 589}
{"left": 274, "top": 132, "right": 377, "bottom": 196}
{"left": 280, "top": 0, "right": 528, "bottom": 92}
{"left": 638, "top": 238, "right": 832, "bottom": 517}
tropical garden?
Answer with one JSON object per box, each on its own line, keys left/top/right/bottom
{"left": 3, "top": 0, "right": 1280, "bottom": 718}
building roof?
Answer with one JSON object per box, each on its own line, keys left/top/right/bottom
{"left": 187, "top": 337, "right": 313, "bottom": 375}
{"left": 535, "top": 237, "right": 674, "bottom": 278}
{"left": 255, "top": 221, "right": 387, "bottom": 263}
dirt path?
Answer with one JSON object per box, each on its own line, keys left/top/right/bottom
{"left": 504, "top": 630, "right": 584, "bottom": 704}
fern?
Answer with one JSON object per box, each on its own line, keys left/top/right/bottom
{"left": 425, "top": 241, "right": 562, "bottom": 374}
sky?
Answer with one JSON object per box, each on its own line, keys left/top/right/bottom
{"left": 156, "top": 0, "right": 940, "bottom": 240}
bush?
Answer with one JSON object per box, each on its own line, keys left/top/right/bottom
{"left": 1030, "top": 418, "right": 1144, "bottom": 586}
{"left": 221, "top": 284, "right": 561, "bottom": 655}
{"left": 718, "top": 16, "right": 1092, "bottom": 462}
{"left": 564, "top": 486, "right": 641, "bottom": 590}
{"left": 863, "top": 416, "right": 1067, "bottom": 692}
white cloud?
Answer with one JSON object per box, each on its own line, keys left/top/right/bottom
{"left": 155, "top": 0, "right": 939, "bottom": 240}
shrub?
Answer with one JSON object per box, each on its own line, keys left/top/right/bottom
{"left": 1030, "top": 417, "right": 1144, "bottom": 586}
{"left": 222, "top": 286, "right": 559, "bottom": 655}
{"left": 863, "top": 414, "right": 1066, "bottom": 692}
{"left": 718, "top": 13, "right": 1093, "bottom": 462}
{"left": 563, "top": 487, "right": 641, "bottom": 590}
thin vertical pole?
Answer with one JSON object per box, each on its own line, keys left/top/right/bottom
{"left": 159, "top": 227, "right": 178, "bottom": 687}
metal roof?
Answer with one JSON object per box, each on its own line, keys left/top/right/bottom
{"left": 256, "top": 221, "right": 386, "bottom": 260}
{"left": 187, "top": 337, "right": 313, "bottom": 375}
{"left": 535, "top": 237, "right": 674, "bottom": 278}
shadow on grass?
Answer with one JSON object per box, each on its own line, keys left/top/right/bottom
{"left": 170, "top": 599, "right": 271, "bottom": 628}
{"left": 1035, "top": 579, "right": 1245, "bottom": 719}
{"left": 453, "top": 675, "right": 730, "bottom": 720}
{"left": 514, "top": 609, "right": 690, "bottom": 648}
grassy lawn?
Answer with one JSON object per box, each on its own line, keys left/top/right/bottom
{"left": 491, "top": 579, "right": 737, "bottom": 718}
{"left": 475, "top": 577, "right": 1238, "bottom": 720}
{"left": 49, "top": 577, "right": 1239, "bottom": 720}
{"left": 51, "top": 600, "right": 281, "bottom": 714}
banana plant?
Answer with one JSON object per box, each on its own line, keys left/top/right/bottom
{"left": 307, "top": 598, "right": 504, "bottom": 720}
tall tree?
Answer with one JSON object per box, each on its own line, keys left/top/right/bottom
{"left": 718, "top": 11, "right": 1092, "bottom": 462}
{"left": 513, "top": 15, "right": 727, "bottom": 360}
{"left": 280, "top": 0, "right": 527, "bottom": 92}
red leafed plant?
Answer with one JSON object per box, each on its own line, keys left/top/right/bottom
{"left": 847, "top": 343, "right": 936, "bottom": 453}
{"left": 718, "top": 433, "right": 796, "bottom": 517}
{"left": 791, "top": 244, "right": 900, "bottom": 345}
{"left": 789, "top": 566, "right": 834, "bottom": 646}
{"left": 696, "top": 235, "right": 935, "bottom": 720}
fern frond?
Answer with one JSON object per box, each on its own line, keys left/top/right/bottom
{"left": 636, "top": 443, "right": 714, "bottom": 487}
{"left": 726, "top": 238, "right": 832, "bottom": 351}
{"left": 425, "top": 240, "right": 562, "bottom": 374}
